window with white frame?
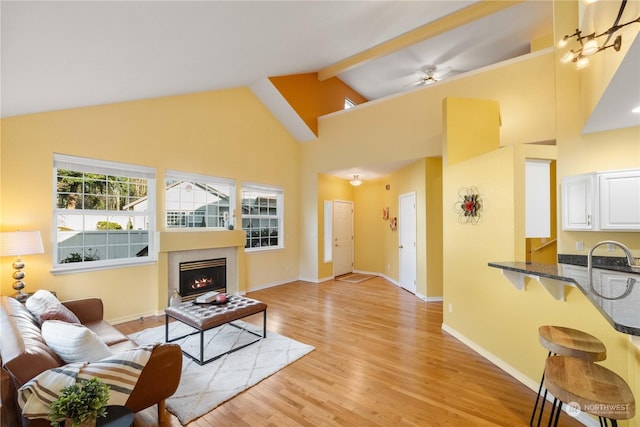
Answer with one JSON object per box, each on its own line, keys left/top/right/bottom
{"left": 241, "top": 184, "right": 283, "bottom": 250}
{"left": 165, "top": 171, "right": 235, "bottom": 229}
{"left": 53, "top": 154, "right": 156, "bottom": 271}
{"left": 344, "top": 97, "right": 356, "bottom": 109}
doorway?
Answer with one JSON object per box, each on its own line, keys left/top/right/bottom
{"left": 399, "top": 192, "right": 417, "bottom": 294}
{"left": 333, "top": 200, "right": 354, "bottom": 277}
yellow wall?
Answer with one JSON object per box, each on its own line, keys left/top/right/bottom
{"left": 425, "top": 158, "right": 443, "bottom": 298}
{"left": 444, "top": 97, "right": 500, "bottom": 165}
{"left": 0, "top": 88, "right": 300, "bottom": 321}
{"left": 441, "top": 143, "right": 638, "bottom": 427}
{"left": 353, "top": 178, "right": 384, "bottom": 276}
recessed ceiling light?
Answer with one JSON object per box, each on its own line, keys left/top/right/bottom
{"left": 632, "top": 105, "right": 640, "bottom": 114}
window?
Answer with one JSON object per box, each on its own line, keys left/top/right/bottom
{"left": 241, "top": 184, "right": 283, "bottom": 250}
{"left": 344, "top": 97, "right": 356, "bottom": 109}
{"left": 165, "top": 171, "right": 235, "bottom": 229}
{"left": 53, "top": 154, "right": 155, "bottom": 271}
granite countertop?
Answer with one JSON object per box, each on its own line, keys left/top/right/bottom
{"left": 488, "top": 257, "right": 640, "bottom": 336}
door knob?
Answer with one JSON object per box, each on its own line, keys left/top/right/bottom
{"left": 399, "top": 245, "right": 404, "bottom": 248}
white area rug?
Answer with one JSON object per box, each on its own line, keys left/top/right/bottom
{"left": 128, "top": 320, "right": 314, "bottom": 425}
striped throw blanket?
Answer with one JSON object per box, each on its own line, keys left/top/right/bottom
{"left": 18, "top": 344, "right": 155, "bottom": 421}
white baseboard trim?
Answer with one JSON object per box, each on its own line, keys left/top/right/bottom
{"left": 246, "top": 277, "right": 298, "bottom": 292}
{"left": 380, "top": 273, "right": 399, "bottom": 286}
{"left": 111, "top": 310, "right": 161, "bottom": 325}
{"left": 441, "top": 323, "right": 597, "bottom": 427}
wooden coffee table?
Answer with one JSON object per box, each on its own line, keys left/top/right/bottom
{"left": 164, "top": 295, "right": 267, "bottom": 365}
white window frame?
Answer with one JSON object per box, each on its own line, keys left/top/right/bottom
{"left": 241, "top": 183, "right": 284, "bottom": 252}
{"left": 344, "top": 97, "right": 356, "bottom": 109}
{"left": 52, "top": 154, "right": 156, "bottom": 274}
{"left": 165, "top": 170, "right": 235, "bottom": 230}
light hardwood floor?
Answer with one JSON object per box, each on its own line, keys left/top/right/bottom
{"left": 116, "top": 277, "right": 582, "bottom": 426}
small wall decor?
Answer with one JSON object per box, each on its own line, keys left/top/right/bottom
{"left": 390, "top": 217, "right": 397, "bottom": 231}
{"left": 454, "top": 186, "right": 482, "bottom": 225}
{"left": 382, "top": 207, "right": 389, "bottom": 220}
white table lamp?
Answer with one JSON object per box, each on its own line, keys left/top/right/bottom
{"left": 0, "top": 231, "right": 44, "bottom": 302}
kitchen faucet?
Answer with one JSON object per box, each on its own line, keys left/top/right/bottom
{"left": 588, "top": 240, "right": 638, "bottom": 278}
{"left": 587, "top": 240, "right": 638, "bottom": 300}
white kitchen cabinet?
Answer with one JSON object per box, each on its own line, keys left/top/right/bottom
{"left": 561, "top": 169, "right": 640, "bottom": 231}
{"left": 562, "top": 173, "right": 595, "bottom": 230}
{"left": 598, "top": 169, "right": 640, "bottom": 230}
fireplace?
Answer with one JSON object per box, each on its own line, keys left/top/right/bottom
{"left": 179, "top": 258, "right": 226, "bottom": 298}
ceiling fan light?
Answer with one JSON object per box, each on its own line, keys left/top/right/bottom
{"left": 582, "top": 39, "right": 599, "bottom": 56}
{"left": 349, "top": 175, "right": 362, "bottom": 186}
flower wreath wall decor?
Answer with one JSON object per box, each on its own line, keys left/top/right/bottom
{"left": 454, "top": 186, "right": 482, "bottom": 224}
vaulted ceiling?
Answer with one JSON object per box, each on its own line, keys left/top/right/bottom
{"left": 1, "top": 1, "right": 552, "bottom": 118}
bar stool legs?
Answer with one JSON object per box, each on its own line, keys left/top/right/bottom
{"left": 530, "top": 351, "right": 551, "bottom": 427}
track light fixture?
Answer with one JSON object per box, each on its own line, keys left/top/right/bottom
{"left": 557, "top": 0, "right": 639, "bottom": 69}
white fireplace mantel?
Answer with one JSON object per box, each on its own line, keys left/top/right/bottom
{"left": 158, "top": 230, "right": 246, "bottom": 253}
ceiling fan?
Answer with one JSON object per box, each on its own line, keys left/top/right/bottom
{"left": 412, "top": 66, "right": 453, "bottom": 87}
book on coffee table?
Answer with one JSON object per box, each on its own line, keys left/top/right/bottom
{"left": 195, "top": 291, "right": 219, "bottom": 304}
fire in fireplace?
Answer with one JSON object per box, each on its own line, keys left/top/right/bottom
{"left": 179, "top": 258, "right": 226, "bottom": 298}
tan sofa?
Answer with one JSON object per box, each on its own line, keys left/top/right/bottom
{"left": 0, "top": 295, "right": 182, "bottom": 426}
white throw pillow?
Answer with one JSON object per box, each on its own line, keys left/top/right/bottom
{"left": 25, "top": 289, "right": 59, "bottom": 318}
{"left": 41, "top": 320, "right": 113, "bottom": 363}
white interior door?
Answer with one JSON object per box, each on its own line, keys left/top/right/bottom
{"left": 399, "top": 192, "right": 417, "bottom": 294}
{"left": 333, "top": 200, "right": 353, "bottom": 277}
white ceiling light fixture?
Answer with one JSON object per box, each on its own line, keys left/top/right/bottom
{"left": 632, "top": 105, "right": 640, "bottom": 113}
{"left": 349, "top": 175, "right": 362, "bottom": 186}
{"left": 557, "top": 0, "right": 638, "bottom": 69}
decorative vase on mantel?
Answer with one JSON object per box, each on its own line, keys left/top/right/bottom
{"left": 169, "top": 288, "right": 182, "bottom": 307}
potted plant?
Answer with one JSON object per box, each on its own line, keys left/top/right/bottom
{"left": 48, "top": 377, "right": 110, "bottom": 427}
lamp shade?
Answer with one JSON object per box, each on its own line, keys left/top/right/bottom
{"left": 0, "top": 231, "right": 44, "bottom": 257}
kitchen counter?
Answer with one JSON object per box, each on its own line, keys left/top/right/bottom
{"left": 488, "top": 260, "right": 640, "bottom": 336}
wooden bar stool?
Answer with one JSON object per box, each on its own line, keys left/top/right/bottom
{"left": 544, "top": 356, "right": 635, "bottom": 426}
{"left": 530, "top": 326, "right": 606, "bottom": 427}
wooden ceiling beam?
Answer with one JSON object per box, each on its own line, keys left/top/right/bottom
{"left": 317, "top": 0, "right": 523, "bottom": 81}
